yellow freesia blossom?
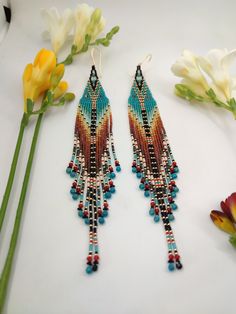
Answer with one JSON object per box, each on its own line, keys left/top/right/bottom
{"left": 54, "top": 81, "right": 68, "bottom": 99}
{"left": 23, "top": 48, "right": 57, "bottom": 112}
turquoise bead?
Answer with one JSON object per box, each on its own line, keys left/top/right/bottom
{"left": 110, "top": 187, "right": 116, "bottom": 193}
{"left": 105, "top": 191, "right": 111, "bottom": 199}
{"left": 102, "top": 210, "right": 108, "bottom": 217}
{"left": 144, "top": 190, "right": 150, "bottom": 197}
{"left": 171, "top": 192, "right": 176, "bottom": 198}
{"left": 171, "top": 173, "right": 177, "bottom": 179}
{"left": 174, "top": 187, "right": 179, "bottom": 193}
{"left": 110, "top": 172, "right": 116, "bottom": 179}
{"left": 70, "top": 171, "right": 76, "bottom": 178}
{"left": 132, "top": 166, "right": 137, "bottom": 173}
{"left": 174, "top": 167, "right": 179, "bottom": 173}
{"left": 66, "top": 167, "right": 72, "bottom": 174}
{"left": 70, "top": 188, "right": 76, "bottom": 194}
{"left": 171, "top": 203, "right": 178, "bottom": 210}
{"left": 149, "top": 208, "right": 155, "bottom": 216}
{"left": 99, "top": 217, "right": 105, "bottom": 224}
{"left": 116, "top": 166, "right": 121, "bottom": 172}
{"left": 154, "top": 215, "right": 160, "bottom": 223}
{"left": 72, "top": 193, "right": 79, "bottom": 200}
{"left": 168, "top": 262, "right": 175, "bottom": 271}
{"left": 139, "top": 183, "right": 145, "bottom": 190}
{"left": 84, "top": 218, "right": 90, "bottom": 225}
{"left": 168, "top": 214, "right": 175, "bottom": 221}
{"left": 86, "top": 265, "right": 93, "bottom": 274}
{"left": 78, "top": 210, "right": 83, "bottom": 218}
{"left": 136, "top": 172, "right": 142, "bottom": 179}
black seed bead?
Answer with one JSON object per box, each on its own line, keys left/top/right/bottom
{"left": 92, "top": 264, "right": 98, "bottom": 272}
{"left": 176, "top": 261, "right": 183, "bottom": 269}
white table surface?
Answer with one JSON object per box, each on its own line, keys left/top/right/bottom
{"left": 0, "top": 0, "right": 236, "bottom": 313}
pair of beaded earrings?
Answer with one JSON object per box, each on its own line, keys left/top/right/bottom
{"left": 66, "top": 50, "right": 182, "bottom": 274}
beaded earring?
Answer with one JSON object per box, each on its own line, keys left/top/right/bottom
{"left": 66, "top": 49, "right": 121, "bottom": 274}
{"left": 128, "top": 56, "right": 183, "bottom": 271}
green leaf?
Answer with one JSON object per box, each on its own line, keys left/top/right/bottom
{"left": 111, "top": 25, "right": 120, "bottom": 33}
{"left": 206, "top": 88, "right": 217, "bottom": 100}
{"left": 71, "top": 44, "right": 77, "bottom": 55}
{"left": 46, "top": 90, "right": 53, "bottom": 104}
{"left": 228, "top": 98, "right": 236, "bottom": 119}
{"left": 51, "top": 97, "right": 66, "bottom": 107}
{"left": 80, "top": 34, "right": 91, "bottom": 53}
{"left": 26, "top": 99, "right": 34, "bottom": 114}
{"left": 229, "top": 234, "right": 236, "bottom": 248}
{"left": 175, "top": 84, "right": 204, "bottom": 102}
{"left": 63, "top": 54, "right": 73, "bottom": 65}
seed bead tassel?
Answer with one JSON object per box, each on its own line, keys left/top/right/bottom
{"left": 67, "top": 65, "right": 121, "bottom": 274}
{"left": 128, "top": 65, "right": 182, "bottom": 271}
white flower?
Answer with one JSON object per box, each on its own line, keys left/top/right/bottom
{"left": 41, "top": 7, "right": 74, "bottom": 54}
{"left": 172, "top": 49, "right": 236, "bottom": 102}
{"left": 171, "top": 50, "right": 209, "bottom": 91}
{"left": 73, "top": 4, "right": 105, "bottom": 51}
{"left": 198, "top": 49, "right": 236, "bottom": 100}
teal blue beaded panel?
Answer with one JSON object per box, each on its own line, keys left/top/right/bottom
{"left": 129, "top": 80, "right": 156, "bottom": 125}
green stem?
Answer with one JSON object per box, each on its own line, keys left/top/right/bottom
{"left": 0, "top": 113, "right": 43, "bottom": 313}
{"left": 0, "top": 113, "right": 27, "bottom": 232}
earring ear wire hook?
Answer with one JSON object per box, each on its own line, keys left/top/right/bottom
{"left": 91, "top": 47, "right": 102, "bottom": 77}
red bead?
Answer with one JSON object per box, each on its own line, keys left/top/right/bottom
{"left": 109, "top": 166, "right": 113, "bottom": 172}
{"left": 141, "top": 178, "right": 145, "bottom": 183}
{"left": 87, "top": 255, "right": 92, "bottom": 262}
{"left": 132, "top": 161, "right": 136, "bottom": 166}
{"left": 76, "top": 188, "right": 81, "bottom": 194}
{"left": 115, "top": 160, "right": 120, "bottom": 166}
{"left": 69, "top": 162, "right": 73, "bottom": 167}
{"left": 155, "top": 207, "right": 159, "bottom": 214}
{"left": 145, "top": 184, "right": 149, "bottom": 190}
{"left": 136, "top": 166, "right": 141, "bottom": 172}
{"left": 104, "top": 185, "right": 109, "bottom": 192}
{"left": 173, "top": 161, "right": 177, "bottom": 167}
{"left": 175, "top": 254, "right": 180, "bottom": 261}
{"left": 84, "top": 211, "right": 88, "bottom": 217}
{"left": 150, "top": 201, "right": 155, "bottom": 207}
{"left": 167, "top": 208, "right": 171, "bottom": 213}
{"left": 171, "top": 181, "right": 175, "bottom": 186}
{"left": 94, "top": 255, "right": 99, "bottom": 261}
{"left": 104, "top": 202, "right": 108, "bottom": 208}
{"left": 98, "top": 209, "right": 103, "bottom": 216}
{"left": 168, "top": 197, "right": 173, "bottom": 202}
{"left": 79, "top": 203, "right": 83, "bottom": 209}
{"left": 72, "top": 181, "right": 77, "bottom": 188}
{"left": 109, "top": 180, "right": 113, "bottom": 186}
{"left": 169, "top": 186, "right": 173, "bottom": 191}
{"left": 170, "top": 167, "right": 174, "bottom": 174}
{"left": 169, "top": 254, "right": 174, "bottom": 261}
{"left": 74, "top": 166, "right": 78, "bottom": 172}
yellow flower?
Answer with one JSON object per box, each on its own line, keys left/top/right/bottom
{"left": 54, "top": 81, "right": 68, "bottom": 99}
{"left": 23, "top": 48, "right": 57, "bottom": 112}
{"left": 210, "top": 210, "right": 236, "bottom": 235}
{"left": 50, "top": 63, "right": 65, "bottom": 89}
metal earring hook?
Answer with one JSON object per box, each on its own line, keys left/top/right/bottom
{"left": 91, "top": 47, "right": 102, "bottom": 77}
{"left": 138, "top": 53, "right": 152, "bottom": 68}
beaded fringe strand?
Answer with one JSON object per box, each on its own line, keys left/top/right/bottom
{"left": 128, "top": 65, "right": 182, "bottom": 271}
{"left": 66, "top": 65, "right": 121, "bottom": 274}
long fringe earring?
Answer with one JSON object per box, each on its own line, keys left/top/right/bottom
{"left": 128, "top": 55, "right": 183, "bottom": 271}
{"left": 66, "top": 49, "right": 121, "bottom": 274}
